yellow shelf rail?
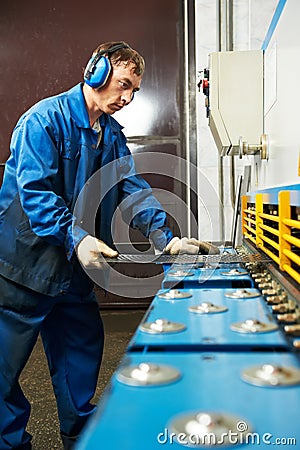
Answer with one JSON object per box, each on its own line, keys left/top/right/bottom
{"left": 242, "top": 187, "right": 300, "bottom": 285}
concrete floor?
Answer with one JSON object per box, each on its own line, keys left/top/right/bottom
{"left": 20, "top": 309, "right": 146, "bottom": 450}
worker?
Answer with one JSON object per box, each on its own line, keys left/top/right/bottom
{"left": 0, "top": 41, "right": 218, "bottom": 450}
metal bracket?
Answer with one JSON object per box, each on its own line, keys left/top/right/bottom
{"left": 239, "top": 134, "right": 269, "bottom": 160}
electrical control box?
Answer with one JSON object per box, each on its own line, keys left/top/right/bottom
{"left": 208, "top": 50, "right": 264, "bottom": 157}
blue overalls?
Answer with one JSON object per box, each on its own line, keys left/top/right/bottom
{"left": 0, "top": 83, "right": 172, "bottom": 449}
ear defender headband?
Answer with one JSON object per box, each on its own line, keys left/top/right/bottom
{"left": 84, "top": 43, "right": 129, "bottom": 89}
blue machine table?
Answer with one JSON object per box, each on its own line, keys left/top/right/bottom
{"left": 128, "top": 288, "right": 289, "bottom": 352}
{"left": 162, "top": 244, "right": 254, "bottom": 290}
{"left": 76, "top": 185, "right": 300, "bottom": 449}
{"left": 162, "top": 265, "right": 254, "bottom": 289}
{"left": 77, "top": 351, "right": 300, "bottom": 450}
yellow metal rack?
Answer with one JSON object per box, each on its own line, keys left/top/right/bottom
{"left": 242, "top": 186, "right": 300, "bottom": 285}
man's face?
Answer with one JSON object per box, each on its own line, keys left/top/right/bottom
{"left": 92, "top": 62, "right": 142, "bottom": 115}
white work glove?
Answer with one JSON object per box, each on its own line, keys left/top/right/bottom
{"left": 77, "top": 235, "right": 118, "bottom": 269}
{"left": 164, "top": 237, "right": 219, "bottom": 255}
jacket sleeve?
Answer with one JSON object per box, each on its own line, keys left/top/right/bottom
{"left": 116, "top": 148, "right": 173, "bottom": 250}
{"left": 11, "top": 113, "right": 87, "bottom": 260}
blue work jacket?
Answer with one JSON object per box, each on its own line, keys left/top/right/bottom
{"left": 0, "top": 83, "right": 172, "bottom": 296}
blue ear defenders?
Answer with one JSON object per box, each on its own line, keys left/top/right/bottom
{"left": 84, "top": 43, "right": 129, "bottom": 89}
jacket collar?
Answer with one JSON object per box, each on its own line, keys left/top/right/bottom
{"left": 66, "top": 83, "right": 124, "bottom": 134}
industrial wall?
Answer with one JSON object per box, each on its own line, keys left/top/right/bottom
{"left": 196, "top": 0, "right": 300, "bottom": 243}
{"left": 0, "top": 0, "right": 182, "bottom": 186}
{"left": 0, "top": 0, "right": 190, "bottom": 305}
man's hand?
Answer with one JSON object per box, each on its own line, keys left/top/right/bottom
{"left": 77, "top": 235, "right": 118, "bottom": 269}
{"left": 164, "top": 237, "right": 219, "bottom": 255}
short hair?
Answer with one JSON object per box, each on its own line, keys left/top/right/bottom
{"left": 92, "top": 41, "right": 145, "bottom": 76}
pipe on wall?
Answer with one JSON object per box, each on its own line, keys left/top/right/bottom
{"left": 183, "top": 0, "right": 198, "bottom": 238}
{"left": 217, "top": 0, "right": 235, "bottom": 242}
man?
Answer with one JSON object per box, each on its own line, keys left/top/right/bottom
{"left": 0, "top": 41, "right": 218, "bottom": 449}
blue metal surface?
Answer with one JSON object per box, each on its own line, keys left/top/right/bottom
{"left": 245, "top": 183, "right": 300, "bottom": 203}
{"left": 261, "top": 0, "right": 287, "bottom": 51}
{"left": 76, "top": 235, "right": 300, "bottom": 450}
{"left": 77, "top": 351, "right": 300, "bottom": 450}
{"left": 128, "top": 289, "right": 288, "bottom": 351}
{"left": 162, "top": 265, "right": 253, "bottom": 289}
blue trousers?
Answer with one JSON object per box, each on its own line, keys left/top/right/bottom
{"left": 0, "top": 275, "right": 104, "bottom": 450}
